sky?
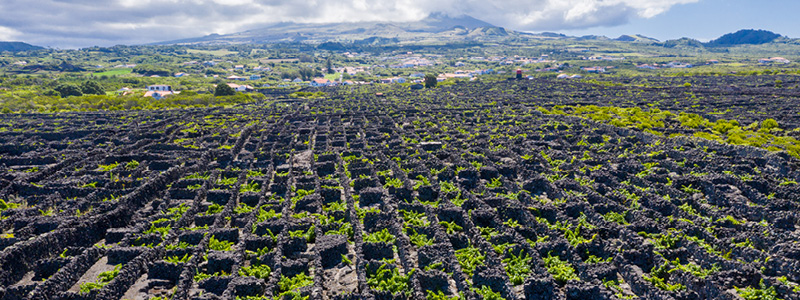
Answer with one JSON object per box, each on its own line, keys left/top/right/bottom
{"left": 0, "top": 0, "right": 797, "bottom": 48}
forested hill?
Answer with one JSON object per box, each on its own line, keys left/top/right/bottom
{"left": 0, "top": 42, "right": 43, "bottom": 52}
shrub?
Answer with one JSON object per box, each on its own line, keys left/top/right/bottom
{"left": 214, "top": 84, "right": 236, "bottom": 96}
{"left": 367, "top": 264, "right": 413, "bottom": 295}
{"left": 364, "top": 228, "right": 396, "bottom": 244}
{"left": 543, "top": 252, "right": 579, "bottom": 284}
{"left": 761, "top": 118, "right": 779, "bottom": 131}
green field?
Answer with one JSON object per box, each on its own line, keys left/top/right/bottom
{"left": 324, "top": 73, "right": 342, "bottom": 81}
{"left": 187, "top": 49, "right": 239, "bottom": 56}
{"left": 93, "top": 68, "right": 133, "bottom": 76}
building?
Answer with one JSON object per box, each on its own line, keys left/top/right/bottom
{"left": 174, "top": 72, "right": 188, "bottom": 77}
{"left": 250, "top": 75, "right": 262, "bottom": 80}
{"left": 380, "top": 77, "right": 406, "bottom": 84}
{"left": 770, "top": 57, "right": 791, "bottom": 64}
{"left": 582, "top": 67, "right": 606, "bottom": 73}
{"left": 144, "top": 85, "right": 175, "bottom": 100}
{"left": 227, "top": 83, "right": 254, "bottom": 92}
{"left": 311, "top": 78, "right": 332, "bottom": 87}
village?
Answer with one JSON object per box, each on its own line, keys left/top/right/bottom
{"left": 2, "top": 43, "right": 796, "bottom": 102}
{"left": 99, "top": 49, "right": 786, "bottom": 100}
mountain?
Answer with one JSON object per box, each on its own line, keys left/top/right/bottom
{"left": 663, "top": 37, "right": 704, "bottom": 48}
{"left": 614, "top": 34, "right": 659, "bottom": 43}
{"left": 706, "top": 29, "right": 782, "bottom": 46}
{"left": 155, "top": 13, "right": 511, "bottom": 45}
{"left": 0, "top": 41, "right": 43, "bottom": 52}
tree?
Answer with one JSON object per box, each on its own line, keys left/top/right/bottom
{"left": 299, "top": 55, "right": 314, "bottom": 63}
{"left": 81, "top": 81, "right": 105, "bottom": 95}
{"left": 132, "top": 64, "right": 170, "bottom": 77}
{"left": 424, "top": 74, "right": 438, "bottom": 89}
{"left": 299, "top": 67, "right": 315, "bottom": 81}
{"left": 214, "top": 84, "right": 236, "bottom": 96}
{"left": 54, "top": 83, "right": 83, "bottom": 98}
{"left": 326, "top": 57, "right": 334, "bottom": 74}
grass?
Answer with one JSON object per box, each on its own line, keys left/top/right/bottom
{"left": 187, "top": 49, "right": 239, "bottom": 56}
{"left": 93, "top": 68, "right": 132, "bottom": 76}
{"left": 324, "top": 73, "right": 341, "bottom": 81}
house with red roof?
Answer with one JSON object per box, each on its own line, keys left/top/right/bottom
{"left": 311, "top": 78, "right": 332, "bottom": 87}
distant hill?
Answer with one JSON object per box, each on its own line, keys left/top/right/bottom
{"left": 615, "top": 34, "right": 659, "bottom": 43}
{"left": 706, "top": 29, "right": 782, "bottom": 46}
{"left": 0, "top": 41, "right": 43, "bottom": 52}
{"left": 154, "top": 13, "right": 513, "bottom": 45}
{"left": 576, "top": 35, "right": 610, "bottom": 41}
{"left": 663, "top": 37, "right": 705, "bottom": 48}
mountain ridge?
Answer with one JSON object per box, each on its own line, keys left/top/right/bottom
{"left": 153, "top": 13, "right": 510, "bottom": 45}
{"left": 706, "top": 29, "right": 782, "bottom": 46}
{"left": 151, "top": 16, "right": 794, "bottom": 49}
{"left": 0, "top": 41, "right": 43, "bottom": 52}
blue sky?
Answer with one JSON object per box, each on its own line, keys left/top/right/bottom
{"left": 560, "top": 0, "right": 800, "bottom": 41}
{"left": 0, "top": 0, "right": 795, "bottom": 48}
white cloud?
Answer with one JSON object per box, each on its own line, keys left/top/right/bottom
{"left": 0, "top": 0, "right": 698, "bottom": 47}
{"left": 0, "top": 26, "right": 21, "bottom": 41}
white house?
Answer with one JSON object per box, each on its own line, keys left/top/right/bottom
{"left": 227, "top": 75, "right": 247, "bottom": 81}
{"left": 380, "top": 77, "right": 406, "bottom": 84}
{"left": 144, "top": 85, "right": 175, "bottom": 99}
{"left": 227, "top": 83, "right": 254, "bottom": 92}
{"left": 147, "top": 85, "right": 172, "bottom": 92}
{"left": 174, "top": 72, "right": 188, "bottom": 77}
{"left": 311, "top": 78, "right": 332, "bottom": 87}
{"left": 770, "top": 57, "right": 791, "bottom": 64}
{"left": 582, "top": 67, "right": 606, "bottom": 73}
{"left": 250, "top": 74, "right": 262, "bottom": 80}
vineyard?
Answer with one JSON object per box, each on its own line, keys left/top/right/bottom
{"left": 1, "top": 76, "right": 799, "bottom": 300}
